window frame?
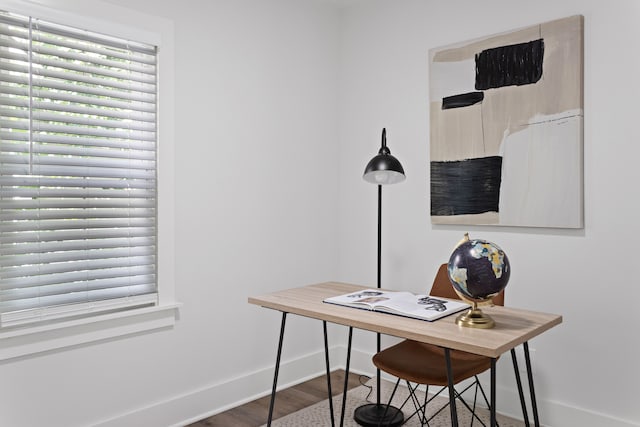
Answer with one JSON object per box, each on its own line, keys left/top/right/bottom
{"left": 0, "top": 0, "right": 178, "bottom": 361}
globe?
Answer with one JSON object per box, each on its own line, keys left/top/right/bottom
{"left": 447, "top": 234, "right": 510, "bottom": 328}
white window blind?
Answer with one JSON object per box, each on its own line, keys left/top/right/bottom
{"left": 0, "top": 11, "right": 158, "bottom": 328}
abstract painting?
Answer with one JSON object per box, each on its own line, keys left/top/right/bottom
{"left": 429, "top": 15, "right": 584, "bottom": 228}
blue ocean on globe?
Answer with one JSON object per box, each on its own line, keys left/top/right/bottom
{"left": 447, "top": 237, "right": 510, "bottom": 301}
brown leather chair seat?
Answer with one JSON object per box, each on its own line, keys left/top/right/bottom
{"left": 373, "top": 339, "right": 493, "bottom": 386}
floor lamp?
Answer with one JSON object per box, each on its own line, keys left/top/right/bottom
{"left": 354, "top": 128, "right": 405, "bottom": 427}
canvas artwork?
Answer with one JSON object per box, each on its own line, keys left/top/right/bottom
{"left": 429, "top": 15, "right": 584, "bottom": 228}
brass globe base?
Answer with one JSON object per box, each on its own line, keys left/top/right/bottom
{"left": 456, "top": 307, "right": 495, "bottom": 329}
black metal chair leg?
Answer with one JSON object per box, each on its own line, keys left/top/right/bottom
{"left": 340, "top": 327, "right": 353, "bottom": 427}
{"left": 449, "top": 380, "right": 489, "bottom": 427}
{"left": 267, "top": 312, "right": 287, "bottom": 427}
{"left": 444, "top": 348, "right": 459, "bottom": 427}
{"left": 405, "top": 381, "right": 426, "bottom": 424}
{"left": 379, "top": 378, "right": 403, "bottom": 423}
{"left": 422, "top": 385, "right": 429, "bottom": 425}
{"left": 323, "top": 321, "right": 336, "bottom": 427}
{"left": 523, "top": 342, "right": 540, "bottom": 427}
{"left": 511, "top": 348, "right": 531, "bottom": 427}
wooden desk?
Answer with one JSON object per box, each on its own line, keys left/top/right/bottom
{"left": 249, "top": 282, "right": 562, "bottom": 427}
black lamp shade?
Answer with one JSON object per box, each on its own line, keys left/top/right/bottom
{"left": 363, "top": 128, "right": 406, "bottom": 185}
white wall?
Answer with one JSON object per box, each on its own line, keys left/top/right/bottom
{"left": 1, "top": 0, "right": 639, "bottom": 426}
{"left": 336, "top": 1, "right": 640, "bottom": 426}
{"left": 0, "top": 0, "right": 341, "bottom": 426}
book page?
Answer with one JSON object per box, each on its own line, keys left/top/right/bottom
{"left": 324, "top": 290, "right": 409, "bottom": 309}
{"left": 324, "top": 289, "right": 469, "bottom": 322}
{"left": 376, "top": 295, "right": 468, "bottom": 321}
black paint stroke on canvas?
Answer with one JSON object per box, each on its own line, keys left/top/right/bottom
{"left": 475, "top": 39, "right": 544, "bottom": 90}
{"left": 431, "top": 156, "right": 502, "bottom": 216}
{"left": 442, "top": 92, "right": 484, "bottom": 110}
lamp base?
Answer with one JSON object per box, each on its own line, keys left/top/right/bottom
{"left": 354, "top": 403, "right": 404, "bottom": 427}
{"left": 455, "top": 307, "right": 495, "bottom": 329}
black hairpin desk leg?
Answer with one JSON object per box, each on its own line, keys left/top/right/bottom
{"left": 511, "top": 348, "right": 531, "bottom": 427}
{"left": 340, "top": 327, "right": 353, "bottom": 427}
{"left": 444, "top": 348, "right": 459, "bottom": 427}
{"left": 490, "top": 358, "right": 497, "bottom": 427}
{"left": 524, "top": 342, "right": 540, "bottom": 427}
{"left": 510, "top": 342, "right": 540, "bottom": 427}
{"left": 323, "top": 321, "right": 336, "bottom": 427}
{"left": 267, "top": 312, "right": 287, "bottom": 427}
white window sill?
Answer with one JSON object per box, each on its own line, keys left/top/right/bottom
{"left": 0, "top": 303, "right": 181, "bottom": 361}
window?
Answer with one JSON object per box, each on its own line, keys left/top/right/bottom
{"left": 0, "top": 11, "right": 158, "bottom": 328}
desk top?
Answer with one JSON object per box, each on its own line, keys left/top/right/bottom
{"left": 248, "top": 282, "right": 562, "bottom": 358}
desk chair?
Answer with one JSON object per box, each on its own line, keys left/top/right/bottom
{"left": 372, "top": 264, "right": 505, "bottom": 426}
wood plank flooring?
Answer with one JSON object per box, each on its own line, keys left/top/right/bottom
{"left": 187, "top": 370, "right": 364, "bottom": 427}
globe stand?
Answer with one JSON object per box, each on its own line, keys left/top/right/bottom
{"left": 456, "top": 300, "right": 495, "bottom": 329}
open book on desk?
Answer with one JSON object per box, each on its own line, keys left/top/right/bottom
{"left": 323, "top": 289, "right": 470, "bottom": 322}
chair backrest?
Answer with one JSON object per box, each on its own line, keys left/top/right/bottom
{"left": 430, "top": 263, "right": 505, "bottom": 306}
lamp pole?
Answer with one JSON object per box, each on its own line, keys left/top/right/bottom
{"left": 354, "top": 128, "right": 405, "bottom": 427}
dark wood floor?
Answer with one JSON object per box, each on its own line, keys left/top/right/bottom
{"left": 187, "top": 370, "right": 363, "bottom": 427}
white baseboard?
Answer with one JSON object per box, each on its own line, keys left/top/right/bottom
{"left": 94, "top": 345, "right": 639, "bottom": 427}
{"left": 93, "top": 346, "right": 350, "bottom": 427}
{"left": 495, "top": 382, "right": 640, "bottom": 427}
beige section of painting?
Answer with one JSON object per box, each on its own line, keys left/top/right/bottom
{"left": 430, "top": 102, "right": 484, "bottom": 161}
{"left": 432, "top": 212, "right": 499, "bottom": 225}
{"left": 430, "top": 15, "right": 583, "bottom": 162}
